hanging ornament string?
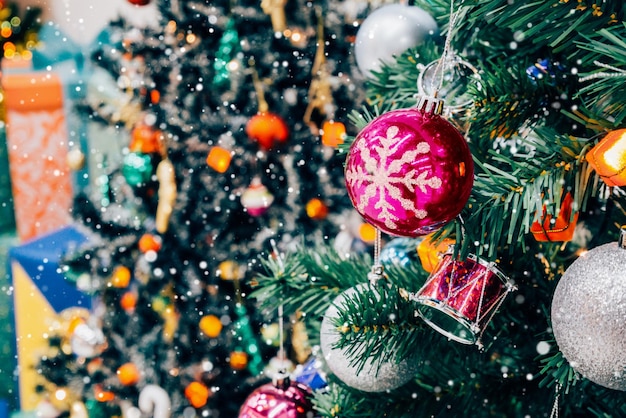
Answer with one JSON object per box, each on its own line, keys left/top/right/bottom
{"left": 428, "top": 1, "right": 462, "bottom": 98}
{"left": 367, "top": 228, "right": 384, "bottom": 285}
{"left": 549, "top": 383, "right": 562, "bottom": 418}
{"left": 270, "top": 239, "right": 287, "bottom": 366}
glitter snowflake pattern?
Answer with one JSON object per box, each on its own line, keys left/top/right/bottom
{"left": 346, "top": 125, "right": 442, "bottom": 230}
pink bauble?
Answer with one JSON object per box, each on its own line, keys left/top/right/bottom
{"left": 345, "top": 107, "right": 473, "bottom": 237}
{"left": 238, "top": 380, "right": 313, "bottom": 418}
{"left": 241, "top": 177, "right": 274, "bottom": 217}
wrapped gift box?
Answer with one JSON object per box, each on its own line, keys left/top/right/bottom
{"left": 2, "top": 68, "right": 74, "bottom": 241}
{"left": 9, "top": 226, "right": 91, "bottom": 411}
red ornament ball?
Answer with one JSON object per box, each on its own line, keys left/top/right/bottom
{"left": 245, "top": 112, "right": 289, "bottom": 150}
{"left": 239, "top": 379, "right": 313, "bottom": 418}
{"left": 127, "top": 0, "right": 151, "bottom": 5}
{"left": 345, "top": 106, "right": 473, "bottom": 237}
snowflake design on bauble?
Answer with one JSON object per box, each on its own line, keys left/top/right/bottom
{"left": 346, "top": 125, "right": 442, "bottom": 230}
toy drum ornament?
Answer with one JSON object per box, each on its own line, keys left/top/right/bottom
{"left": 414, "top": 253, "right": 515, "bottom": 346}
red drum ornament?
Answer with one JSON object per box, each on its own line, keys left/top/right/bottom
{"left": 345, "top": 98, "right": 473, "bottom": 237}
{"left": 414, "top": 253, "right": 515, "bottom": 346}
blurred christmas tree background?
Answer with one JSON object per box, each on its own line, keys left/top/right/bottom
{"left": 21, "top": 0, "right": 626, "bottom": 417}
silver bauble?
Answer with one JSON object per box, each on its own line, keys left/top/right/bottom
{"left": 354, "top": 4, "right": 438, "bottom": 76}
{"left": 551, "top": 242, "right": 626, "bottom": 391}
{"left": 320, "top": 284, "right": 418, "bottom": 392}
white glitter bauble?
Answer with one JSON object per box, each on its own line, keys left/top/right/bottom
{"left": 551, "top": 242, "right": 626, "bottom": 391}
{"left": 354, "top": 4, "right": 438, "bottom": 76}
{"left": 320, "top": 284, "right": 418, "bottom": 392}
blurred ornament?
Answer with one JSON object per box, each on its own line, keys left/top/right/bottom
{"left": 246, "top": 111, "right": 289, "bottom": 150}
{"left": 358, "top": 222, "right": 377, "bottom": 244}
{"left": 294, "top": 356, "right": 327, "bottom": 390}
{"left": 161, "top": 304, "right": 179, "bottom": 343}
{"left": 291, "top": 313, "right": 312, "bottom": 363}
{"left": 127, "top": 0, "right": 151, "bottom": 5}
{"left": 94, "top": 385, "right": 115, "bottom": 402}
{"left": 70, "top": 320, "right": 106, "bottom": 358}
{"left": 379, "top": 237, "right": 420, "bottom": 268}
{"left": 206, "top": 146, "right": 232, "bottom": 173}
{"left": 35, "top": 398, "right": 61, "bottom": 418}
{"left": 218, "top": 260, "right": 241, "bottom": 280}
{"left": 110, "top": 266, "right": 132, "bottom": 288}
{"left": 155, "top": 158, "right": 177, "bottom": 234}
{"left": 122, "top": 152, "right": 153, "bottom": 186}
{"left": 355, "top": 4, "right": 438, "bottom": 76}
{"left": 264, "top": 355, "right": 294, "bottom": 378}
{"left": 261, "top": 323, "right": 281, "bottom": 346}
{"left": 130, "top": 121, "right": 163, "bottom": 154}
{"left": 306, "top": 198, "right": 328, "bottom": 220}
{"left": 138, "top": 385, "right": 171, "bottom": 418}
{"left": 530, "top": 192, "right": 579, "bottom": 242}
{"left": 413, "top": 253, "right": 515, "bottom": 346}
{"left": 345, "top": 99, "right": 473, "bottom": 237}
{"left": 241, "top": 177, "right": 274, "bottom": 216}
{"left": 120, "top": 291, "right": 137, "bottom": 312}
{"left": 199, "top": 314, "right": 223, "bottom": 338}
{"left": 66, "top": 148, "right": 86, "bottom": 171}
{"left": 232, "top": 304, "right": 264, "bottom": 375}
{"left": 321, "top": 120, "right": 347, "bottom": 147}
{"left": 117, "top": 362, "right": 140, "bottom": 386}
{"left": 70, "top": 401, "right": 89, "bottom": 418}
{"left": 526, "top": 58, "right": 566, "bottom": 85}
{"left": 213, "top": 18, "right": 240, "bottom": 89}
{"left": 150, "top": 89, "right": 160, "bottom": 105}
{"left": 320, "top": 283, "right": 418, "bottom": 392}
{"left": 261, "top": 0, "right": 287, "bottom": 33}
{"left": 230, "top": 350, "right": 249, "bottom": 370}
{"left": 138, "top": 233, "right": 162, "bottom": 253}
{"left": 551, "top": 228, "right": 626, "bottom": 391}
{"left": 586, "top": 128, "right": 626, "bottom": 187}
{"left": 184, "top": 381, "right": 211, "bottom": 408}
{"left": 417, "top": 233, "right": 455, "bottom": 273}
{"left": 238, "top": 374, "right": 313, "bottom": 418}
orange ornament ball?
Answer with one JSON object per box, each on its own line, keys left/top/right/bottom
{"left": 306, "top": 198, "right": 329, "bottom": 220}
{"left": 185, "top": 381, "right": 211, "bottom": 408}
{"left": 359, "top": 222, "right": 377, "bottom": 244}
{"left": 229, "top": 351, "right": 248, "bottom": 370}
{"left": 206, "top": 146, "right": 232, "bottom": 173}
{"left": 120, "top": 292, "right": 137, "bottom": 311}
{"left": 110, "top": 266, "right": 132, "bottom": 288}
{"left": 245, "top": 111, "right": 289, "bottom": 149}
{"left": 138, "top": 233, "right": 162, "bottom": 253}
{"left": 199, "top": 314, "right": 223, "bottom": 338}
{"left": 94, "top": 385, "right": 115, "bottom": 402}
{"left": 321, "top": 120, "right": 346, "bottom": 147}
{"left": 130, "top": 123, "right": 162, "bottom": 154}
{"left": 117, "top": 362, "right": 140, "bottom": 386}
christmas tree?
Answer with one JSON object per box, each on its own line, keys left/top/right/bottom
{"left": 35, "top": 0, "right": 366, "bottom": 416}
{"left": 251, "top": 1, "right": 626, "bottom": 417}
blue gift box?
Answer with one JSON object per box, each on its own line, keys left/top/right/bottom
{"left": 8, "top": 226, "right": 90, "bottom": 411}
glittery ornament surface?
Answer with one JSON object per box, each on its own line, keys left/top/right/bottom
{"left": 354, "top": 4, "right": 438, "bottom": 76}
{"left": 345, "top": 108, "right": 474, "bottom": 237}
{"left": 238, "top": 379, "right": 313, "bottom": 418}
{"left": 320, "top": 284, "right": 418, "bottom": 392}
{"left": 551, "top": 242, "right": 626, "bottom": 391}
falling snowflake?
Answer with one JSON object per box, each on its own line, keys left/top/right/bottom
{"left": 346, "top": 125, "right": 442, "bottom": 230}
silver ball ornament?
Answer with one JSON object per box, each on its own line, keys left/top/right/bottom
{"left": 320, "top": 284, "right": 418, "bottom": 392}
{"left": 354, "top": 4, "right": 438, "bottom": 76}
{"left": 551, "top": 242, "right": 626, "bottom": 391}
